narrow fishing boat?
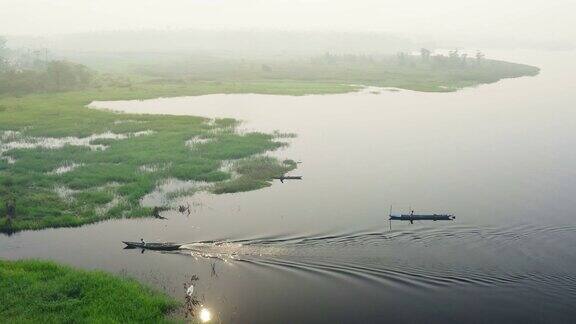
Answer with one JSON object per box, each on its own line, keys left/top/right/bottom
{"left": 274, "top": 175, "right": 303, "bottom": 183}
{"left": 122, "top": 241, "right": 182, "bottom": 251}
{"left": 389, "top": 214, "right": 455, "bottom": 221}
{"left": 388, "top": 206, "right": 455, "bottom": 224}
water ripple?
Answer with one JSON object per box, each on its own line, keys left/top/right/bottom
{"left": 177, "top": 222, "right": 576, "bottom": 294}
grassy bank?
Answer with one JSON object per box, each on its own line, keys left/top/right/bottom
{"left": 0, "top": 81, "right": 311, "bottom": 233}
{"left": 0, "top": 259, "right": 178, "bottom": 323}
{"left": 119, "top": 54, "right": 540, "bottom": 93}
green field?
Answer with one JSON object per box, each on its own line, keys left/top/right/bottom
{"left": 0, "top": 259, "right": 179, "bottom": 323}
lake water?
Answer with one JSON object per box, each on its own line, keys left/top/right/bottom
{"left": 2, "top": 50, "right": 576, "bottom": 323}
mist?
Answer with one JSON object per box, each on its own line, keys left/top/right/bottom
{"left": 2, "top": 0, "right": 575, "bottom": 51}
{"left": 2, "top": 1, "right": 576, "bottom": 323}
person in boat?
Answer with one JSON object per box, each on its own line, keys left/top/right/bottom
{"left": 140, "top": 238, "right": 146, "bottom": 246}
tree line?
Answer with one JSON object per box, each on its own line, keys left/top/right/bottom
{"left": 0, "top": 37, "right": 93, "bottom": 96}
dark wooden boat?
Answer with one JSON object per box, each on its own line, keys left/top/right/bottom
{"left": 274, "top": 175, "right": 303, "bottom": 183}
{"left": 122, "top": 241, "right": 182, "bottom": 251}
{"left": 389, "top": 214, "right": 455, "bottom": 221}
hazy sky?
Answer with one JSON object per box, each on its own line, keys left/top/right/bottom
{"left": 1, "top": 0, "right": 574, "bottom": 42}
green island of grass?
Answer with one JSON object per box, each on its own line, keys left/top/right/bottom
{"left": 0, "top": 82, "right": 311, "bottom": 233}
{"left": 0, "top": 259, "right": 179, "bottom": 323}
{"left": 102, "top": 51, "right": 540, "bottom": 93}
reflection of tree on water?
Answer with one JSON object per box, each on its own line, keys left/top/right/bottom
{"left": 211, "top": 261, "right": 218, "bottom": 278}
{"left": 184, "top": 275, "right": 201, "bottom": 318}
{"left": 182, "top": 275, "right": 216, "bottom": 322}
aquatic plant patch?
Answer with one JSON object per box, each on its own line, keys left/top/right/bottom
{"left": 0, "top": 86, "right": 297, "bottom": 233}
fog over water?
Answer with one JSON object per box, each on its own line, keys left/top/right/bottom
{"left": 2, "top": 1, "right": 576, "bottom": 322}
{"left": 2, "top": 0, "right": 575, "bottom": 50}
{"left": 2, "top": 49, "right": 576, "bottom": 323}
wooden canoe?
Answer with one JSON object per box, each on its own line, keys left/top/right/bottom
{"left": 389, "top": 214, "right": 455, "bottom": 221}
{"left": 122, "top": 241, "right": 182, "bottom": 250}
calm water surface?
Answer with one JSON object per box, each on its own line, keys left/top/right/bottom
{"left": 2, "top": 50, "right": 576, "bottom": 323}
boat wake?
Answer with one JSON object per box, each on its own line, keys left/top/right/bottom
{"left": 175, "top": 223, "right": 576, "bottom": 295}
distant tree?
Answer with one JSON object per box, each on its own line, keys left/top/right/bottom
{"left": 0, "top": 53, "right": 92, "bottom": 95}
{"left": 476, "top": 50, "right": 485, "bottom": 64}
{"left": 448, "top": 50, "right": 460, "bottom": 65}
{"left": 420, "top": 48, "right": 431, "bottom": 62}
{"left": 323, "top": 52, "right": 336, "bottom": 64}
{"left": 46, "top": 61, "right": 92, "bottom": 91}
{"left": 461, "top": 53, "right": 468, "bottom": 66}
{"left": 397, "top": 52, "right": 407, "bottom": 65}
{"left": 0, "top": 36, "right": 9, "bottom": 72}
{"left": 32, "top": 49, "right": 47, "bottom": 69}
{"left": 0, "top": 70, "right": 43, "bottom": 95}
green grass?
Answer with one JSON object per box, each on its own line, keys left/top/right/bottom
{"left": 0, "top": 81, "right": 307, "bottom": 233}
{"left": 0, "top": 259, "right": 179, "bottom": 323}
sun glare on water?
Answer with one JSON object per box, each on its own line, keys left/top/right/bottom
{"left": 199, "top": 308, "right": 212, "bottom": 322}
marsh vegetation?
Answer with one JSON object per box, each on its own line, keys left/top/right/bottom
{"left": 0, "top": 89, "right": 296, "bottom": 233}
